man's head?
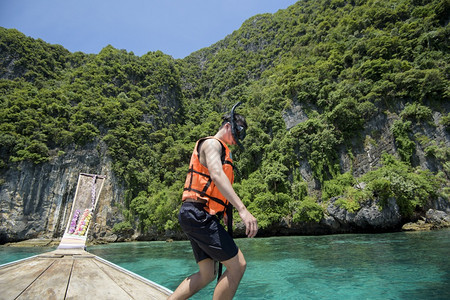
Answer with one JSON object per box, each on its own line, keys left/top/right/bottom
{"left": 220, "top": 102, "right": 247, "bottom": 148}
{"left": 220, "top": 113, "right": 247, "bottom": 129}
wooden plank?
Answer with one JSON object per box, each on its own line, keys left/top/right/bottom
{"left": 1, "top": 251, "right": 171, "bottom": 300}
{"left": 92, "top": 258, "right": 171, "bottom": 299}
{"left": 0, "top": 258, "right": 54, "bottom": 300}
{"left": 42, "top": 248, "right": 92, "bottom": 257}
{"left": 18, "top": 258, "right": 73, "bottom": 300}
{"left": 65, "top": 258, "right": 132, "bottom": 300}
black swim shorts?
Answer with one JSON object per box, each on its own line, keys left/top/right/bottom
{"left": 178, "top": 202, "right": 238, "bottom": 263}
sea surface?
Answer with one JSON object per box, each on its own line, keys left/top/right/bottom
{"left": 1, "top": 229, "right": 449, "bottom": 299}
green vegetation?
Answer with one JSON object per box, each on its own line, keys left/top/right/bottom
{"left": 1, "top": 0, "right": 448, "bottom": 234}
{"left": 292, "top": 196, "right": 324, "bottom": 223}
{"left": 362, "top": 154, "right": 442, "bottom": 216}
{"left": 112, "top": 221, "right": 133, "bottom": 234}
{"left": 391, "top": 119, "right": 415, "bottom": 163}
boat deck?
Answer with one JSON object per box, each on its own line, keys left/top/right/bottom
{"left": 0, "top": 249, "right": 172, "bottom": 300}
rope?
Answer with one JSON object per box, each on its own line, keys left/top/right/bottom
{"left": 91, "top": 175, "right": 97, "bottom": 211}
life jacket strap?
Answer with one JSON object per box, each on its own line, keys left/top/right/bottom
{"left": 183, "top": 187, "right": 228, "bottom": 207}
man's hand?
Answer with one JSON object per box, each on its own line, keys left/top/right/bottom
{"left": 238, "top": 208, "right": 258, "bottom": 238}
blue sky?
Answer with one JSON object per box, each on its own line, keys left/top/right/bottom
{"left": 0, "top": 0, "right": 298, "bottom": 59}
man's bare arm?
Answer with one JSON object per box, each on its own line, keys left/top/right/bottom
{"left": 201, "top": 139, "right": 258, "bottom": 238}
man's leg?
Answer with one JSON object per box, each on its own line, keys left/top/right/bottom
{"left": 213, "top": 249, "right": 247, "bottom": 300}
{"left": 168, "top": 258, "right": 217, "bottom": 300}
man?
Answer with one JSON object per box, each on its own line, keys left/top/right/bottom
{"left": 169, "top": 103, "right": 258, "bottom": 300}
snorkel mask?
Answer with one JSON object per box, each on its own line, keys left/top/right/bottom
{"left": 230, "top": 102, "right": 246, "bottom": 150}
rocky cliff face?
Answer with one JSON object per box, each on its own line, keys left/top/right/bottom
{"left": 0, "top": 141, "right": 125, "bottom": 244}
{"left": 2, "top": 108, "right": 449, "bottom": 244}
{"left": 279, "top": 100, "right": 450, "bottom": 234}
{"left": 1, "top": 101, "right": 449, "bottom": 244}
{"left": 283, "top": 101, "right": 450, "bottom": 179}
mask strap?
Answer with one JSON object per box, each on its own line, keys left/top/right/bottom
{"left": 230, "top": 102, "right": 244, "bottom": 150}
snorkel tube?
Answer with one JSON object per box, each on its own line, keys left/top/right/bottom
{"left": 230, "top": 101, "right": 245, "bottom": 150}
{"left": 217, "top": 102, "right": 244, "bottom": 284}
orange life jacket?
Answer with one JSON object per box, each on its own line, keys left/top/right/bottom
{"left": 182, "top": 137, "right": 234, "bottom": 216}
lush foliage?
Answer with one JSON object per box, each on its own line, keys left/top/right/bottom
{"left": 362, "top": 154, "right": 442, "bottom": 216}
{"left": 0, "top": 0, "right": 448, "bottom": 233}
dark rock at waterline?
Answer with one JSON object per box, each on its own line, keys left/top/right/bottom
{"left": 234, "top": 197, "right": 450, "bottom": 237}
{"left": 326, "top": 197, "right": 403, "bottom": 232}
{"left": 426, "top": 208, "right": 450, "bottom": 224}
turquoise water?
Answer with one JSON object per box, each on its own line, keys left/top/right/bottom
{"left": 1, "top": 230, "right": 449, "bottom": 299}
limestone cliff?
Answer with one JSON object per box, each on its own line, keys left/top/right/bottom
{"left": 278, "top": 100, "right": 450, "bottom": 235}
{"left": 1, "top": 100, "right": 449, "bottom": 244}
{"left": 2, "top": 103, "right": 449, "bottom": 244}
{"left": 0, "top": 141, "right": 125, "bottom": 244}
